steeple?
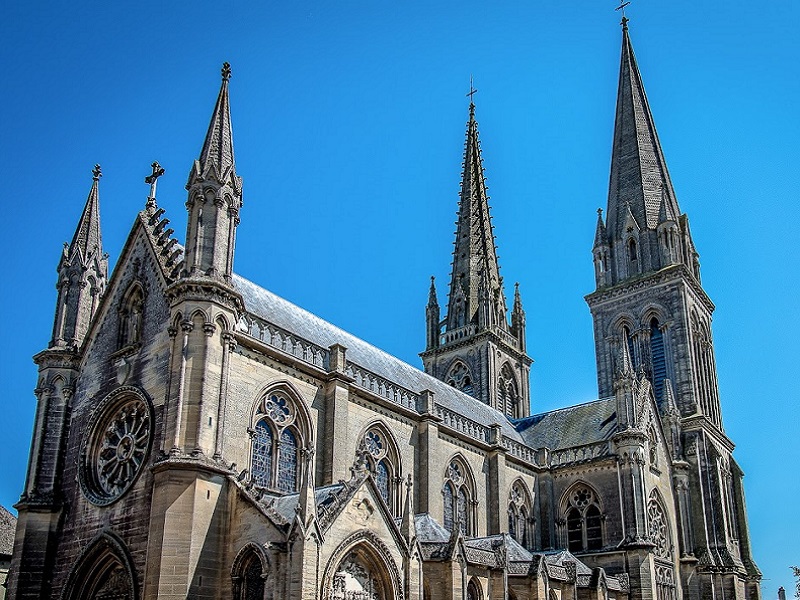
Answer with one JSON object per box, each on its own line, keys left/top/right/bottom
{"left": 50, "top": 165, "right": 108, "bottom": 349}
{"left": 183, "top": 62, "right": 243, "bottom": 282}
{"left": 445, "top": 102, "right": 506, "bottom": 332}
{"left": 421, "top": 98, "right": 531, "bottom": 419}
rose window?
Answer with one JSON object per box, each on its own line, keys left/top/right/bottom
{"left": 80, "top": 392, "right": 153, "bottom": 506}
{"left": 648, "top": 499, "right": 671, "bottom": 559}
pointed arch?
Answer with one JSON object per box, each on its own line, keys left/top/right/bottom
{"left": 508, "top": 478, "right": 534, "bottom": 549}
{"left": 560, "top": 481, "right": 604, "bottom": 552}
{"left": 249, "top": 380, "right": 312, "bottom": 493}
{"left": 497, "top": 362, "right": 520, "bottom": 419}
{"left": 353, "top": 420, "right": 403, "bottom": 515}
{"left": 231, "top": 542, "right": 270, "bottom": 600}
{"left": 117, "top": 282, "right": 145, "bottom": 348}
{"left": 442, "top": 454, "right": 477, "bottom": 536}
{"left": 467, "top": 578, "right": 483, "bottom": 600}
{"left": 647, "top": 490, "right": 673, "bottom": 560}
{"left": 321, "top": 530, "right": 404, "bottom": 600}
{"left": 61, "top": 531, "right": 138, "bottom": 600}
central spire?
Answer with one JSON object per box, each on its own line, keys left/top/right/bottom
{"left": 445, "top": 101, "right": 505, "bottom": 332}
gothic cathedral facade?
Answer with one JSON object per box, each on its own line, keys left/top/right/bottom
{"left": 8, "top": 21, "right": 760, "bottom": 600}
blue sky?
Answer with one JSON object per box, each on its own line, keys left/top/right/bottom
{"left": 1, "top": 0, "right": 797, "bottom": 593}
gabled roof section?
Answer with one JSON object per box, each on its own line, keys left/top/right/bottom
{"left": 606, "top": 20, "right": 682, "bottom": 238}
{"left": 193, "top": 62, "right": 237, "bottom": 184}
{"left": 69, "top": 165, "right": 104, "bottom": 261}
{"left": 446, "top": 102, "right": 505, "bottom": 329}
{"left": 514, "top": 397, "right": 617, "bottom": 451}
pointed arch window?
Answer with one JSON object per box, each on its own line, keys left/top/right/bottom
{"left": 353, "top": 425, "right": 401, "bottom": 514}
{"left": 443, "top": 458, "right": 476, "bottom": 536}
{"left": 249, "top": 392, "right": 302, "bottom": 493}
{"left": 498, "top": 363, "right": 520, "bottom": 419}
{"left": 562, "top": 484, "right": 603, "bottom": 552}
{"left": 118, "top": 283, "right": 144, "bottom": 349}
{"left": 508, "top": 480, "right": 533, "bottom": 549}
{"left": 650, "top": 318, "right": 666, "bottom": 404}
{"left": 232, "top": 545, "right": 268, "bottom": 600}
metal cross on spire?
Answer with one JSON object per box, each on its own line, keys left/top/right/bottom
{"left": 615, "top": 1, "right": 631, "bottom": 27}
{"left": 92, "top": 164, "right": 102, "bottom": 181}
{"left": 467, "top": 76, "right": 478, "bottom": 104}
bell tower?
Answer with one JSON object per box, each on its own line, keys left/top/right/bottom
{"left": 585, "top": 19, "right": 761, "bottom": 597}
{"left": 420, "top": 100, "right": 531, "bottom": 419}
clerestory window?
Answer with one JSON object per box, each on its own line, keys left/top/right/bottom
{"left": 443, "top": 458, "right": 475, "bottom": 536}
{"left": 250, "top": 393, "right": 301, "bottom": 493}
{"left": 563, "top": 485, "right": 603, "bottom": 552}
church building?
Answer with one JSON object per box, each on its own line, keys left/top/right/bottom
{"left": 8, "top": 19, "right": 760, "bottom": 600}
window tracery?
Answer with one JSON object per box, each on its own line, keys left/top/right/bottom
{"left": 648, "top": 496, "right": 672, "bottom": 560}
{"left": 250, "top": 392, "right": 301, "bottom": 493}
{"left": 498, "top": 363, "right": 519, "bottom": 419}
{"left": 563, "top": 484, "right": 603, "bottom": 552}
{"left": 446, "top": 361, "right": 475, "bottom": 397}
{"left": 508, "top": 480, "right": 533, "bottom": 549}
{"left": 353, "top": 425, "right": 400, "bottom": 514}
{"left": 443, "top": 458, "right": 475, "bottom": 536}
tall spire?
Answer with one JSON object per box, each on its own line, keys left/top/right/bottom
{"left": 606, "top": 20, "right": 682, "bottom": 241}
{"left": 195, "top": 62, "right": 236, "bottom": 181}
{"left": 445, "top": 101, "right": 505, "bottom": 332}
{"left": 50, "top": 165, "right": 108, "bottom": 349}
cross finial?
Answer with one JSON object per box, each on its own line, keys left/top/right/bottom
{"left": 615, "top": 1, "right": 631, "bottom": 28}
{"left": 597, "top": 207, "right": 604, "bottom": 217}
{"left": 92, "top": 164, "right": 102, "bottom": 181}
{"left": 221, "top": 62, "right": 231, "bottom": 82}
{"left": 467, "top": 75, "right": 478, "bottom": 115}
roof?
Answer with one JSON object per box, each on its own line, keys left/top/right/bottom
{"left": 414, "top": 513, "right": 450, "bottom": 543}
{"left": 0, "top": 505, "right": 16, "bottom": 557}
{"left": 233, "top": 274, "right": 524, "bottom": 442}
{"left": 514, "top": 397, "right": 617, "bottom": 451}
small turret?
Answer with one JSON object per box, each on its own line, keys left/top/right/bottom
{"left": 50, "top": 165, "right": 108, "bottom": 349}
{"left": 592, "top": 208, "right": 611, "bottom": 288}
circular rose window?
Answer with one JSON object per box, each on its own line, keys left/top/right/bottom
{"left": 80, "top": 390, "right": 153, "bottom": 506}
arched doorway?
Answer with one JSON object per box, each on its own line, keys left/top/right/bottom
{"left": 324, "top": 532, "right": 402, "bottom": 600}
{"left": 62, "top": 532, "right": 137, "bottom": 600}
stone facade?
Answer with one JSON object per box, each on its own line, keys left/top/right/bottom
{"left": 7, "top": 23, "right": 760, "bottom": 600}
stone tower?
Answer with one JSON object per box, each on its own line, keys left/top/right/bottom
{"left": 420, "top": 101, "right": 532, "bottom": 419}
{"left": 13, "top": 167, "right": 107, "bottom": 596}
{"left": 585, "top": 19, "right": 761, "bottom": 599}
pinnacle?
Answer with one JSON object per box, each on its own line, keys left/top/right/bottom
{"left": 194, "top": 62, "right": 237, "bottom": 183}
{"left": 69, "top": 165, "right": 104, "bottom": 260}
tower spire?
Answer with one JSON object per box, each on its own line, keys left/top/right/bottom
{"left": 195, "top": 62, "right": 237, "bottom": 181}
{"left": 445, "top": 100, "right": 505, "bottom": 332}
{"left": 606, "top": 21, "right": 682, "bottom": 241}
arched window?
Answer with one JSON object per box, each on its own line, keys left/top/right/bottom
{"left": 467, "top": 579, "right": 483, "bottom": 600}
{"left": 353, "top": 425, "right": 401, "bottom": 515}
{"left": 508, "top": 480, "right": 533, "bottom": 549}
{"left": 650, "top": 318, "right": 666, "bottom": 404}
{"left": 648, "top": 494, "right": 672, "bottom": 560}
{"left": 443, "top": 458, "right": 476, "bottom": 536}
{"left": 627, "top": 238, "right": 638, "bottom": 263}
{"left": 249, "top": 391, "right": 302, "bottom": 493}
{"left": 562, "top": 484, "right": 603, "bottom": 552}
{"left": 62, "top": 533, "right": 137, "bottom": 600}
{"left": 232, "top": 545, "right": 268, "bottom": 600}
{"left": 498, "top": 363, "right": 520, "bottom": 419}
{"left": 118, "top": 284, "right": 144, "bottom": 348}
{"left": 446, "top": 361, "right": 475, "bottom": 397}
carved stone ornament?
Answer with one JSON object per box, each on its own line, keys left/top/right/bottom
{"left": 80, "top": 388, "right": 154, "bottom": 506}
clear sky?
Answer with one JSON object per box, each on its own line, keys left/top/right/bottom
{"left": 1, "top": 0, "right": 797, "bottom": 594}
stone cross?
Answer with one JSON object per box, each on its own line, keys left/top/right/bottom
{"left": 145, "top": 161, "right": 165, "bottom": 205}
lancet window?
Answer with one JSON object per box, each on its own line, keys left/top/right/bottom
{"left": 563, "top": 484, "right": 603, "bottom": 552}
{"left": 507, "top": 480, "right": 533, "bottom": 549}
{"left": 650, "top": 318, "right": 667, "bottom": 404}
{"left": 250, "top": 392, "right": 302, "bottom": 493}
{"left": 353, "top": 425, "right": 400, "bottom": 514}
{"left": 232, "top": 547, "right": 267, "bottom": 600}
{"left": 443, "top": 457, "right": 476, "bottom": 536}
{"left": 118, "top": 283, "right": 144, "bottom": 348}
{"left": 498, "top": 363, "right": 520, "bottom": 419}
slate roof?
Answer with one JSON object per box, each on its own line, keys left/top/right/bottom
{"left": 513, "top": 397, "right": 617, "bottom": 451}
{"left": 234, "top": 274, "right": 524, "bottom": 442}
{"left": 414, "top": 513, "right": 450, "bottom": 543}
{"left": 261, "top": 483, "right": 345, "bottom": 524}
{"left": 0, "top": 505, "right": 16, "bottom": 557}
{"left": 544, "top": 550, "right": 593, "bottom": 575}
